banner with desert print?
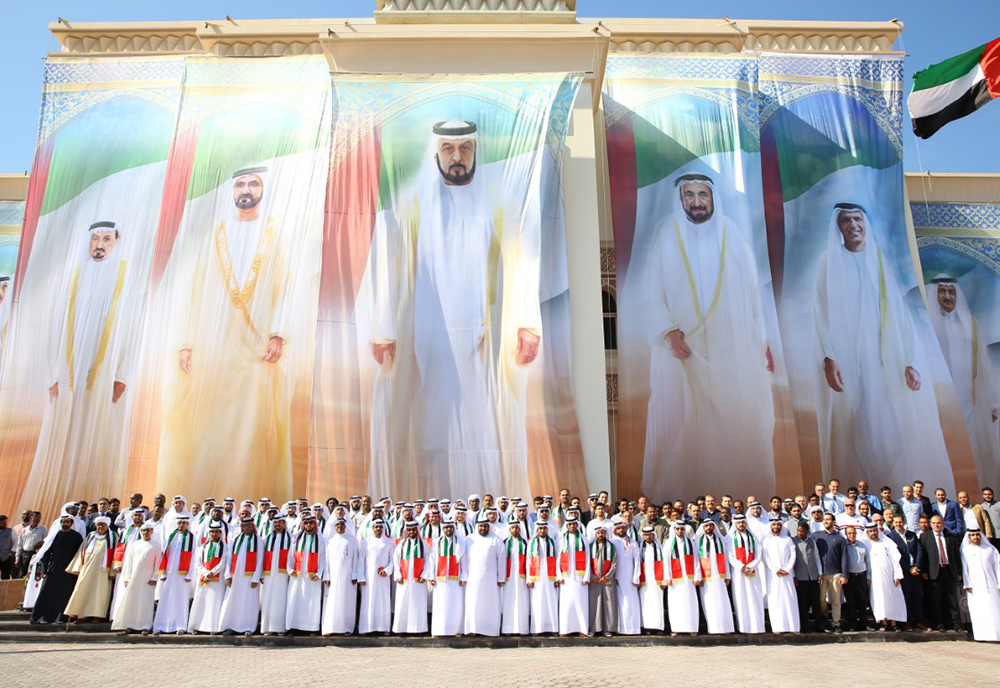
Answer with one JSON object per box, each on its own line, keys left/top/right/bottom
{"left": 915, "top": 201, "right": 1000, "bottom": 490}
{"left": 311, "top": 73, "right": 585, "bottom": 502}
{"left": 759, "top": 53, "right": 975, "bottom": 494}
{"left": 0, "top": 57, "right": 183, "bottom": 519}
{"left": 604, "top": 54, "right": 802, "bottom": 502}
{"left": 125, "top": 56, "right": 331, "bottom": 505}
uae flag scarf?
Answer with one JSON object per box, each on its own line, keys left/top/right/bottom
{"left": 909, "top": 37, "right": 1000, "bottom": 138}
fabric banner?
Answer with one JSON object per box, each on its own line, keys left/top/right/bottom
{"left": 604, "top": 54, "right": 801, "bottom": 501}
{"left": 759, "top": 53, "right": 974, "bottom": 493}
{"left": 126, "top": 56, "right": 332, "bottom": 503}
{"left": 0, "top": 199, "right": 24, "bottom": 374}
{"left": 313, "top": 73, "right": 585, "bottom": 501}
{"left": 915, "top": 201, "right": 1000, "bottom": 489}
{"left": 0, "top": 57, "right": 184, "bottom": 516}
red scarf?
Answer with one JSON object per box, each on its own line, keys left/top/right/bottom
{"left": 230, "top": 532, "right": 258, "bottom": 577}
{"left": 158, "top": 530, "right": 194, "bottom": 576}
{"left": 293, "top": 532, "right": 320, "bottom": 575}
{"left": 263, "top": 531, "right": 291, "bottom": 576}
{"left": 398, "top": 537, "right": 425, "bottom": 582}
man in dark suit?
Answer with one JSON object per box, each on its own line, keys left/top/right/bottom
{"left": 886, "top": 513, "right": 926, "bottom": 629}
{"left": 85, "top": 497, "right": 112, "bottom": 534}
{"left": 918, "top": 514, "right": 963, "bottom": 631}
{"left": 929, "top": 488, "right": 964, "bottom": 535}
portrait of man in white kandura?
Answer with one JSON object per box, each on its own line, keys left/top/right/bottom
{"left": 643, "top": 172, "right": 776, "bottom": 499}
{"left": 21, "top": 219, "right": 137, "bottom": 504}
{"left": 813, "top": 202, "right": 949, "bottom": 489}
{"left": 365, "top": 118, "right": 543, "bottom": 500}
{"left": 928, "top": 276, "right": 1000, "bottom": 489}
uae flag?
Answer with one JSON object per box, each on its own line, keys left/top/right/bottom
{"left": 908, "top": 37, "right": 1000, "bottom": 138}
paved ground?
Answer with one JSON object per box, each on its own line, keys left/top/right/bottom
{"left": 3, "top": 641, "right": 998, "bottom": 687}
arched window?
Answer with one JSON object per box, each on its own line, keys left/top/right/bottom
{"left": 602, "top": 289, "right": 617, "bottom": 350}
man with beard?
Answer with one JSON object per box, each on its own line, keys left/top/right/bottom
{"left": 643, "top": 173, "right": 775, "bottom": 500}
{"left": 367, "top": 119, "right": 541, "bottom": 499}
{"left": 928, "top": 277, "right": 1000, "bottom": 490}
{"left": 286, "top": 515, "right": 325, "bottom": 635}
{"left": 21, "top": 221, "right": 135, "bottom": 509}
{"left": 158, "top": 165, "right": 296, "bottom": 500}
{"left": 30, "top": 515, "right": 83, "bottom": 624}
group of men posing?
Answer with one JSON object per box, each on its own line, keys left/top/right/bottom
{"left": 17, "top": 481, "right": 1000, "bottom": 643}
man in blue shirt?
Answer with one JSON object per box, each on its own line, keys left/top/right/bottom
{"left": 809, "top": 513, "right": 849, "bottom": 632}
{"left": 822, "top": 480, "right": 846, "bottom": 515}
{"left": 856, "top": 480, "right": 882, "bottom": 511}
{"left": 897, "top": 484, "right": 923, "bottom": 533}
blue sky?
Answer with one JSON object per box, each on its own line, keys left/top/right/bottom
{"left": 2, "top": 0, "right": 998, "bottom": 174}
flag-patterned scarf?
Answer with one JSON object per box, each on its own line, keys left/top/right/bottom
{"left": 669, "top": 536, "right": 695, "bottom": 582}
{"left": 506, "top": 535, "right": 527, "bottom": 580}
{"left": 698, "top": 532, "right": 728, "bottom": 581}
{"left": 113, "top": 525, "right": 140, "bottom": 570}
{"left": 589, "top": 538, "right": 616, "bottom": 581}
{"left": 559, "top": 531, "right": 587, "bottom": 577}
{"left": 640, "top": 539, "right": 665, "bottom": 586}
{"left": 294, "top": 532, "right": 320, "bottom": 575}
{"left": 200, "top": 540, "right": 224, "bottom": 585}
{"left": 399, "top": 536, "right": 425, "bottom": 583}
{"left": 435, "top": 535, "right": 460, "bottom": 581}
{"left": 263, "top": 531, "right": 291, "bottom": 576}
{"left": 159, "top": 530, "right": 194, "bottom": 576}
{"left": 528, "top": 535, "right": 558, "bottom": 581}
{"left": 230, "top": 532, "right": 259, "bottom": 577}
{"left": 732, "top": 529, "right": 757, "bottom": 567}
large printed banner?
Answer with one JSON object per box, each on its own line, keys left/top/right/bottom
{"left": 606, "top": 52, "right": 975, "bottom": 500}
{"left": 915, "top": 201, "right": 1000, "bottom": 489}
{"left": 0, "top": 199, "right": 24, "bottom": 369}
{"left": 313, "top": 73, "right": 585, "bottom": 501}
{"left": 604, "top": 55, "right": 801, "bottom": 500}
{"left": 0, "top": 57, "right": 184, "bottom": 516}
{"left": 1, "top": 58, "right": 584, "bottom": 516}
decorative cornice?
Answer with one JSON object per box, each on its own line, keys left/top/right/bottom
{"left": 48, "top": 17, "right": 903, "bottom": 57}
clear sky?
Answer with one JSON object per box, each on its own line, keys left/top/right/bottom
{"left": 2, "top": 0, "right": 998, "bottom": 174}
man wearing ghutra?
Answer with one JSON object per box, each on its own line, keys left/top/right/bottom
{"left": 643, "top": 172, "right": 775, "bottom": 500}
{"left": 368, "top": 119, "right": 541, "bottom": 500}
{"left": 159, "top": 165, "right": 295, "bottom": 501}
{"left": 22, "top": 220, "right": 134, "bottom": 510}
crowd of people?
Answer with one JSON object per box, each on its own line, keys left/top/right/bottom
{"left": 5, "top": 479, "right": 1000, "bottom": 642}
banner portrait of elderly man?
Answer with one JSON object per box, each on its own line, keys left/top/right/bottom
{"left": 21, "top": 220, "right": 135, "bottom": 504}
{"left": 158, "top": 165, "right": 296, "bottom": 500}
{"left": 642, "top": 172, "right": 776, "bottom": 499}
{"left": 928, "top": 276, "right": 1000, "bottom": 489}
{"left": 367, "top": 119, "right": 542, "bottom": 499}
{"left": 814, "top": 202, "right": 939, "bottom": 487}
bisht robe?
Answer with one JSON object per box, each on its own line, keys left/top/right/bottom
{"left": 30, "top": 529, "right": 83, "bottom": 623}
{"left": 64, "top": 530, "right": 118, "bottom": 619}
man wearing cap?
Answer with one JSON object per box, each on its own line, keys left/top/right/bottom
{"left": 643, "top": 172, "right": 776, "bottom": 501}
{"left": 159, "top": 163, "right": 298, "bottom": 501}
{"left": 21, "top": 219, "right": 134, "bottom": 509}
{"left": 762, "top": 517, "right": 798, "bottom": 633}
{"left": 501, "top": 521, "right": 530, "bottom": 635}
{"left": 359, "top": 519, "right": 394, "bottom": 634}
{"left": 463, "top": 516, "right": 506, "bottom": 636}
{"left": 153, "top": 516, "right": 195, "bottom": 634}
{"left": 64, "top": 516, "right": 118, "bottom": 622}
{"left": 961, "top": 527, "right": 1000, "bottom": 641}
{"left": 286, "top": 515, "right": 325, "bottom": 634}
{"left": 367, "top": 118, "right": 540, "bottom": 500}
{"left": 393, "top": 521, "right": 429, "bottom": 634}
{"left": 320, "top": 518, "right": 363, "bottom": 635}
{"left": 259, "top": 514, "right": 292, "bottom": 635}
{"left": 728, "top": 513, "right": 765, "bottom": 634}
{"left": 219, "top": 517, "right": 263, "bottom": 636}
{"left": 188, "top": 523, "right": 229, "bottom": 634}
{"left": 111, "top": 522, "right": 161, "bottom": 634}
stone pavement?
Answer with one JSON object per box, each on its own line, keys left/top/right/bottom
{"left": 3, "top": 641, "right": 998, "bottom": 688}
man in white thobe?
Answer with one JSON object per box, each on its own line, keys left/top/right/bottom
{"left": 109, "top": 507, "right": 146, "bottom": 621}
{"left": 153, "top": 516, "right": 195, "bottom": 634}
{"left": 696, "top": 521, "right": 733, "bottom": 634}
{"left": 762, "top": 518, "right": 799, "bottom": 633}
{"left": 286, "top": 516, "right": 325, "bottom": 634}
{"left": 961, "top": 527, "right": 1000, "bottom": 642}
{"left": 219, "top": 517, "right": 262, "bottom": 635}
{"left": 501, "top": 521, "right": 530, "bottom": 634}
{"left": 665, "top": 521, "right": 701, "bottom": 635}
{"left": 865, "top": 522, "right": 906, "bottom": 630}
{"left": 188, "top": 523, "right": 229, "bottom": 634}
{"left": 638, "top": 527, "right": 667, "bottom": 632}
{"left": 464, "top": 518, "right": 506, "bottom": 637}
{"left": 429, "top": 520, "right": 467, "bottom": 637}
{"left": 259, "top": 515, "right": 292, "bottom": 635}
{"left": 611, "top": 521, "right": 641, "bottom": 635}
{"left": 643, "top": 173, "right": 775, "bottom": 500}
{"left": 929, "top": 278, "right": 1000, "bottom": 489}
{"left": 527, "top": 521, "right": 560, "bottom": 634}
{"left": 21, "top": 220, "right": 135, "bottom": 509}
{"left": 359, "top": 520, "right": 394, "bottom": 634}
{"left": 368, "top": 119, "right": 541, "bottom": 500}
{"left": 322, "top": 519, "right": 363, "bottom": 635}
{"left": 558, "top": 516, "right": 590, "bottom": 636}
{"left": 393, "top": 521, "right": 429, "bottom": 634}
{"left": 111, "top": 523, "right": 160, "bottom": 634}
{"left": 727, "top": 513, "right": 765, "bottom": 634}
{"left": 815, "top": 202, "right": 946, "bottom": 490}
